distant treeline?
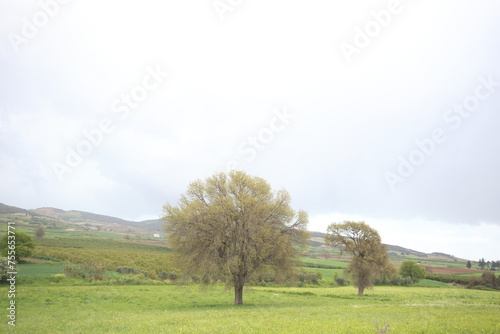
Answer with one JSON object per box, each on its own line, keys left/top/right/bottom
{"left": 426, "top": 272, "right": 499, "bottom": 290}
{"left": 477, "top": 258, "right": 500, "bottom": 270}
{"left": 302, "top": 262, "right": 343, "bottom": 270}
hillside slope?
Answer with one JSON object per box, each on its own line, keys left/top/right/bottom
{"left": 0, "top": 202, "right": 463, "bottom": 260}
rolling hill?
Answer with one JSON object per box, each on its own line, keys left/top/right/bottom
{"left": 0, "top": 202, "right": 462, "bottom": 260}
{"left": 0, "top": 203, "right": 164, "bottom": 236}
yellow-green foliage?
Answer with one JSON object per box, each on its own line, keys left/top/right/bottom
{"left": 36, "top": 246, "right": 175, "bottom": 277}
{"left": 49, "top": 273, "right": 65, "bottom": 283}
{"left": 399, "top": 260, "right": 426, "bottom": 282}
{"left": 163, "top": 171, "right": 309, "bottom": 305}
{"left": 325, "top": 221, "right": 396, "bottom": 296}
{"left": 34, "top": 238, "right": 176, "bottom": 277}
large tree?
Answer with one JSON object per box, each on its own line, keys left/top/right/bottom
{"left": 162, "top": 171, "right": 309, "bottom": 305}
{"left": 325, "top": 221, "right": 395, "bottom": 296}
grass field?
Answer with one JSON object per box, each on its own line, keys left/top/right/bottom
{"left": 1, "top": 225, "right": 498, "bottom": 332}
{"left": 1, "top": 284, "right": 499, "bottom": 333}
{"left": 301, "top": 267, "right": 343, "bottom": 280}
{"left": 17, "top": 262, "right": 64, "bottom": 278}
{"left": 301, "top": 257, "right": 349, "bottom": 268}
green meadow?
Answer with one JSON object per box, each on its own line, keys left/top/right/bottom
{"left": 1, "top": 284, "right": 499, "bottom": 333}
{"left": 1, "top": 226, "right": 498, "bottom": 333}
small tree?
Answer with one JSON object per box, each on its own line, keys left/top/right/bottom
{"left": 0, "top": 232, "right": 35, "bottom": 262}
{"left": 492, "top": 261, "right": 499, "bottom": 271}
{"left": 325, "top": 221, "right": 395, "bottom": 296}
{"left": 399, "top": 261, "right": 426, "bottom": 282}
{"left": 466, "top": 260, "right": 472, "bottom": 269}
{"left": 163, "top": 171, "right": 309, "bottom": 305}
{"left": 35, "top": 227, "right": 45, "bottom": 238}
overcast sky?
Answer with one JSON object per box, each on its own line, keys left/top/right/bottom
{"left": 1, "top": 0, "right": 499, "bottom": 260}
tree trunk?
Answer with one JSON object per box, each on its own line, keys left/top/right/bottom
{"left": 357, "top": 286, "right": 364, "bottom": 296}
{"left": 234, "top": 282, "right": 244, "bottom": 305}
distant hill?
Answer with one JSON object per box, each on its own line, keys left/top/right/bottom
{"left": 0, "top": 203, "right": 40, "bottom": 216}
{"left": 0, "top": 203, "right": 162, "bottom": 236}
{"left": 0, "top": 202, "right": 462, "bottom": 260}
{"left": 71, "top": 210, "right": 136, "bottom": 226}
{"left": 27, "top": 206, "right": 164, "bottom": 234}
{"left": 127, "top": 219, "right": 164, "bottom": 231}
{"left": 308, "top": 231, "right": 463, "bottom": 261}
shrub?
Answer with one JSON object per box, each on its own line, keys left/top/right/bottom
{"left": 390, "top": 276, "right": 413, "bottom": 286}
{"left": 168, "top": 272, "right": 178, "bottom": 281}
{"left": 402, "top": 277, "right": 413, "bottom": 285}
{"left": 64, "top": 263, "right": 105, "bottom": 281}
{"left": 480, "top": 272, "right": 498, "bottom": 289}
{"left": 425, "top": 273, "right": 470, "bottom": 285}
{"left": 116, "top": 266, "right": 148, "bottom": 277}
{"left": 297, "top": 272, "right": 322, "bottom": 285}
{"left": 373, "top": 275, "right": 391, "bottom": 285}
{"left": 157, "top": 271, "right": 168, "bottom": 280}
{"left": 467, "top": 272, "right": 499, "bottom": 290}
{"left": 0, "top": 257, "right": 12, "bottom": 283}
{"left": 298, "top": 273, "right": 306, "bottom": 282}
{"left": 335, "top": 276, "right": 347, "bottom": 286}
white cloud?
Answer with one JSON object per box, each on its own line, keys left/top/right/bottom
{"left": 1, "top": 0, "right": 499, "bottom": 260}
